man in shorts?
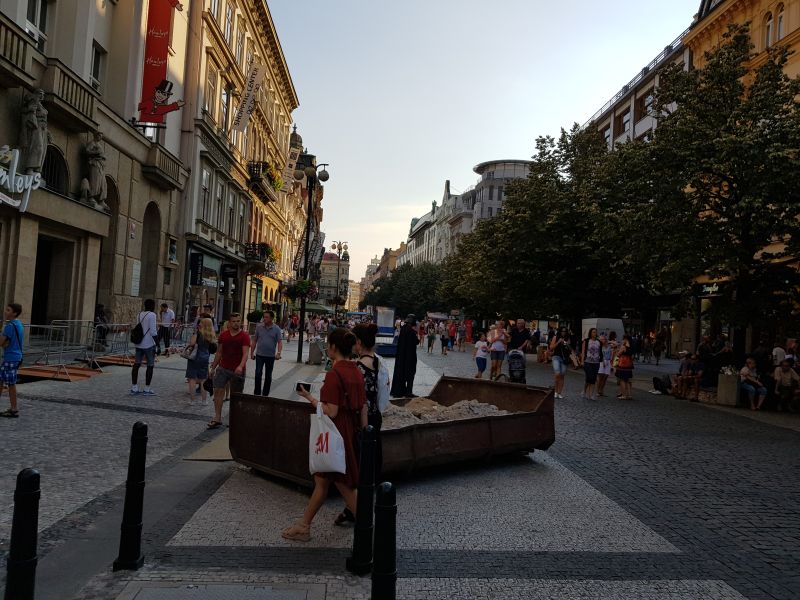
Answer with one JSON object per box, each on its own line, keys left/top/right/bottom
{"left": 0, "top": 303, "right": 24, "bottom": 417}
{"left": 209, "top": 313, "right": 250, "bottom": 429}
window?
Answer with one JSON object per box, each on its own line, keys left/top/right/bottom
{"left": 635, "top": 89, "right": 654, "bottom": 122}
{"left": 238, "top": 202, "right": 245, "bottom": 241}
{"left": 224, "top": 1, "right": 235, "bottom": 45}
{"left": 601, "top": 125, "right": 611, "bottom": 146}
{"left": 210, "top": 0, "right": 220, "bottom": 20}
{"left": 216, "top": 182, "right": 224, "bottom": 230}
{"left": 777, "top": 4, "right": 785, "bottom": 41}
{"left": 235, "top": 22, "right": 245, "bottom": 66}
{"left": 230, "top": 100, "right": 239, "bottom": 145}
{"left": 205, "top": 66, "right": 217, "bottom": 119}
{"left": 765, "top": 12, "right": 774, "bottom": 48}
{"left": 91, "top": 42, "right": 106, "bottom": 92}
{"left": 220, "top": 86, "right": 229, "bottom": 132}
{"left": 498, "top": 186, "right": 504, "bottom": 202}
{"left": 201, "top": 169, "right": 211, "bottom": 221}
{"left": 227, "top": 192, "right": 235, "bottom": 237}
{"left": 41, "top": 145, "right": 69, "bottom": 195}
{"left": 614, "top": 110, "right": 631, "bottom": 137}
{"left": 163, "top": 268, "right": 172, "bottom": 285}
{"left": 26, "top": 0, "right": 48, "bottom": 51}
{"left": 246, "top": 41, "right": 254, "bottom": 70}
{"left": 489, "top": 186, "right": 494, "bottom": 201}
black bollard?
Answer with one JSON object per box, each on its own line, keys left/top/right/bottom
{"left": 5, "top": 469, "right": 41, "bottom": 600}
{"left": 371, "top": 482, "right": 397, "bottom": 600}
{"left": 113, "top": 421, "right": 148, "bottom": 571}
{"left": 346, "top": 425, "right": 376, "bottom": 575}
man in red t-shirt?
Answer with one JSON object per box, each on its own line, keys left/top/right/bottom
{"left": 208, "top": 313, "right": 250, "bottom": 429}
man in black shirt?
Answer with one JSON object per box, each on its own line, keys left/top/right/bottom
{"left": 509, "top": 319, "right": 532, "bottom": 352}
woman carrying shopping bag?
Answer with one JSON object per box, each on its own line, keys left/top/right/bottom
{"left": 284, "top": 328, "right": 368, "bottom": 542}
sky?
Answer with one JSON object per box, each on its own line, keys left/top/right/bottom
{"left": 269, "top": 0, "right": 701, "bottom": 279}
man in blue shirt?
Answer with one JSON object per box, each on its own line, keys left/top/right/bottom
{"left": 0, "top": 302, "right": 24, "bottom": 417}
{"left": 250, "top": 311, "right": 283, "bottom": 396}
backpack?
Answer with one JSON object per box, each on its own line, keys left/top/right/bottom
{"left": 130, "top": 313, "right": 145, "bottom": 344}
{"left": 374, "top": 355, "right": 391, "bottom": 413}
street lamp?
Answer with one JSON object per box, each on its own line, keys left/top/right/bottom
{"left": 294, "top": 162, "right": 330, "bottom": 364}
{"left": 330, "top": 240, "right": 349, "bottom": 322}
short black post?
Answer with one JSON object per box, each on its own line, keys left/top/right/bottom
{"left": 5, "top": 468, "right": 41, "bottom": 600}
{"left": 113, "top": 421, "right": 148, "bottom": 571}
{"left": 346, "top": 425, "right": 376, "bottom": 575}
{"left": 371, "top": 482, "right": 397, "bottom": 600}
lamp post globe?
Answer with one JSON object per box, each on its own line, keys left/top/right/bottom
{"left": 304, "top": 166, "right": 316, "bottom": 178}
{"left": 293, "top": 169, "right": 304, "bottom": 181}
{"left": 318, "top": 169, "right": 329, "bottom": 182}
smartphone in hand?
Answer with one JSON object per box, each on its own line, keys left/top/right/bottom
{"left": 295, "top": 382, "right": 312, "bottom": 393}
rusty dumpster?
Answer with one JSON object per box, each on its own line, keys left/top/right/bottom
{"left": 229, "top": 376, "right": 555, "bottom": 487}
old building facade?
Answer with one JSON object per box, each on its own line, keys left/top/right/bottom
{"left": 179, "top": 0, "right": 298, "bottom": 322}
{"left": 0, "top": 0, "right": 189, "bottom": 326}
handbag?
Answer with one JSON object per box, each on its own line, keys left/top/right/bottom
{"left": 308, "top": 401, "right": 346, "bottom": 474}
{"left": 570, "top": 352, "right": 581, "bottom": 369}
{"left": 181, "top": 344, "right": 198, "bottom": 360}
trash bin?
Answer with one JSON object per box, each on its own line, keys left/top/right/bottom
{"left": 308, "top": 340, "right": 324, "bottom": 365}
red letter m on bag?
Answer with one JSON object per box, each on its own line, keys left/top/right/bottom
{"left": 315, "top": 432, "right": 329, "bottom": 454}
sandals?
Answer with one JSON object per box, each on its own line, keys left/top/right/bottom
{"left": 0, "top": 409, "right": 18, "bottom": 418}
{"left": 206, "top": 420, "right": 222, "bottom": 430}
{"left": 334, "top": 507, "right": 356, "bottom": 527}
{"left": 281, "top": 521, "right": 310, "bottom": 542}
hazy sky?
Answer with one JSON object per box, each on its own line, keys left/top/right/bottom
{"left": 270, "top": 0, "right": 701, "bottom": 278}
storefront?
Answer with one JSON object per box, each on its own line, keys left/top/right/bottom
{"left": 186, "top": 240, "right": 244, "bottom": 322}
{"left": 0, "top": 167, "right": 109, "bottom": 324}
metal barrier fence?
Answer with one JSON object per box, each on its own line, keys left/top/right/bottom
{"left": 16, "top": 321, "right": 198, "bottom": 373}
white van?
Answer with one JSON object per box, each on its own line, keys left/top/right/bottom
{"left": 581, "top": 318, "right": 624, "bottom": 341}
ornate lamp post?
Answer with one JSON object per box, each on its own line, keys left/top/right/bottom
{"left": 294, "top": 162, "right": 330, "bottom": 363}
{"left": 330, "top": 241, "right": 349, "bottom": 323}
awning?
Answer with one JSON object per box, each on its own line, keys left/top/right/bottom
{"left": 304, "top": 301, "right": 334, "bottom": 314}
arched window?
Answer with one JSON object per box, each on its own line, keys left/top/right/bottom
{"left": 41, "top": 145, "right": 69, "bottom": 196}
{"left": 765, "top": 12, "right": 774, "bottom": 48}
{"left": 777, "top": 4, "right": 785, "bottom": 40}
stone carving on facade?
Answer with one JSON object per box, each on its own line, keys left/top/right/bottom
{"left": 80, "top": 131, "right": 109, "bottom": 210}
{"left": 18, "top": 89, "right": 51, "bottom": 174}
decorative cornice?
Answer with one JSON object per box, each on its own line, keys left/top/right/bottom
{"left": 250, "top": 0, "right": 299, "bottom": 111}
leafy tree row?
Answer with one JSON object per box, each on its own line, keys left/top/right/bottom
{"left": 441, "top": 24, "right": 800, "bottom": 352}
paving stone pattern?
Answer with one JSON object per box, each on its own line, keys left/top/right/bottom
{"left": 1, "top": 341, "right": 797, "bottom": 599}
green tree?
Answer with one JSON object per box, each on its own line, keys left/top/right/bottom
{"left": 632, "top": 23, "right": 800, "bottom": 351}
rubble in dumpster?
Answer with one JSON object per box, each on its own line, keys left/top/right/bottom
{"left": 382, "top": 398, "right": 511, "bottom": 429}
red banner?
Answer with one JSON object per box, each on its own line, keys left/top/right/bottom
{"left": 138, "top": 0, "right": 183, "bottom": 124}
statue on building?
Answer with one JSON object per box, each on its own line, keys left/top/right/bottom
{"left": 80, "top": 131, "right": 108, "bottom": 210}
{"left": 18, "top": 89, "right": 50, "bottom": 174}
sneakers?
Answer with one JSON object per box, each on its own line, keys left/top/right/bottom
{"left": 142, "top": 388, "right": 156, "bottom": 396}
{"left": 130, "top": 385, "right": 140, "bottom": 395}
{"left": 554, "top": 393, "right": 563, "bottom": 399}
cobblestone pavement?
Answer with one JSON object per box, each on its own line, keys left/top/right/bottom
{"left": 1, "top": 342, "right": 797, "bottom": 599}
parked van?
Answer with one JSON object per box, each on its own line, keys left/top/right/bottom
{"left": 581, "top": 318, "right": 624, "bottom": 341}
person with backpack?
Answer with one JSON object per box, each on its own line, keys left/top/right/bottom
{"left": 130, "top": 298, "right": 158, "bottom": 395}
{"left": 332, "top": 322, "right": 390, "bottom": 527}
{"left": 0, "top": 303, "right": 25, "bottom": 418}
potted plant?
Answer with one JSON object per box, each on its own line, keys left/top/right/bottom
{"left": 716, "top": 365, "right": 740, "bottom": 406}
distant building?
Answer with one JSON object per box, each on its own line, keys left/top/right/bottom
{"left": 346, "top": 280, "right": 361, "bottom": 312}
{"left": 319, "top": 251, "right": 349, "bottom": 306}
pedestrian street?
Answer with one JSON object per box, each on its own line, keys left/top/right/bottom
{"left": 0, "top": 339, "right": 795, "bottom": 599}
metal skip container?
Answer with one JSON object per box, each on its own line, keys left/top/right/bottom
{"left": 228, "top": 376, "right": 555, "bottom": 487}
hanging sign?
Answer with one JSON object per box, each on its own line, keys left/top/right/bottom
{"left": 189, "top": 253, "right": 204, "bottom": 286}
{"left": 0, "top": 147, "right": 41, "bottom": 213}
{"left": 232, "top": 64, "right": 267, "bottom": 132}
{"left": 137, "top": 0, "right": 185, "bottom": 123}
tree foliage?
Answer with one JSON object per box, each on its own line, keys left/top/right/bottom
{"left": 359, "top": 262, "right": 448, "bottom": 317}
{"left": 441, "top": 22, "right": 800, "bottom": 341}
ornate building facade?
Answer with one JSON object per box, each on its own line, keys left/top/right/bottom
{"left": 179, "top": 0, "right": 298, "bottom": 322}
{"left": 0, "top": 0, "right": 189, "bottom": 325}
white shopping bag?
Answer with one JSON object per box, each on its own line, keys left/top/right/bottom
{"left": 308, "top": 401, "right": 346, "bottom": 475}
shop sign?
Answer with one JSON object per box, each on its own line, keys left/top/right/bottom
{"left": 232, "top": 64, "right": 266, "bottom": 132}
{"left": 220, "top": 263, "right": 238, "bottom": 280}
{"left": 189, "top": 253, "right": 204, "bottom": 286}
{"left": 701, "top": 283, "right": 720, "bottom": 295}
{"left": 694, "top": 281, "right": 726, "bottom": 297}
{"left": 0, "top": 147, "right": 41, "bottom": 213}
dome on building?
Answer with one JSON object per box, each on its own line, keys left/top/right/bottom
{"left": 290, "top": 124, "right": 303, "bottom": 148}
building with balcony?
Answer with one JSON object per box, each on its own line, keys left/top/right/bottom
{"left": 180, "top": 0, "right": 298, "bottom": 322}
{"left": 319, "top": 251, "right": 349, "bottom": 307}
{"left": 0, "top": 0, "right": 189, "bottom": 325}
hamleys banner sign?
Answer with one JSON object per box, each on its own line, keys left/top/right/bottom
{"left": 0, "top": 148, "right": 41, "bottom": 213}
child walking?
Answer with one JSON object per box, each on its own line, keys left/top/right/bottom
{"left": 473, "top": 333, "right": 489, "bottom": 379}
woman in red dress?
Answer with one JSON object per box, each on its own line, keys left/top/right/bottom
{"left": 283, "top": 328, "right": 368, "bottom": 542}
